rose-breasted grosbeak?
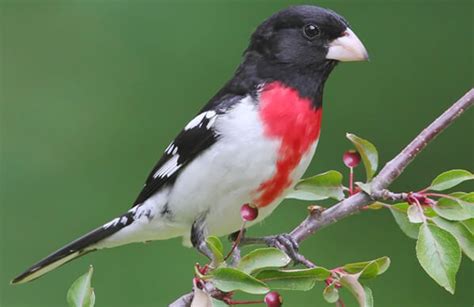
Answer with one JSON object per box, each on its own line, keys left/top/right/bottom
{"left": 12, "top": 5, "right": 368, "bottom": 284}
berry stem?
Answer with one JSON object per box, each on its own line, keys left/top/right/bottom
{"left": 349, "top": 167, "right": 354, "bottom": 196}
{"left": 226, "top": 299, "right": 264, "bottom": 305}
{"left": 224, "top": 221, "right": 246, "bottom": 261}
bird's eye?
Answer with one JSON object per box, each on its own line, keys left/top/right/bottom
{"left": 303, "top": 24, "right": 320, "bottom": 39}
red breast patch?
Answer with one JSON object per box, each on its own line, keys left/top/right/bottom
{"left": 255, "top": 81, "right": 322, "bottom": 207}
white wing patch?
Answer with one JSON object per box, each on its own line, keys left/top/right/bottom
{"left": 207, "top": 115, "right": 217, "bottom": 129}
{"left": 154, "top": 111, "right": 219, "bottom": 180}
{"left": 164, "top": 143, "right": 178, "bottom": 155}
{"left": 153, "top": 155, "right": 181, "bottom": 179}
{"left": 103, "top": 217, "right": 121, "bottom": 229}
{"left": 184, "top": 111, "right": 217, "bottom": 130}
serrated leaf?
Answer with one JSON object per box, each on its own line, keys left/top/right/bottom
{"left": 407, "top": 205, "right": 425, "bottom": 224}
{"left": 363, "top": 286, "right": 374, "bottom": 307}
{"left": 67, "top": 266, "right": 95, "bottom": 307}
{"left": 416, "top": 224, "right": 461, "bottom": 294}
{"left": 433, "top": 197, "right": 471, "bottom": 221}
{"left": 429, "top": 169, "right": 474, "bottom": 191}
{"left": 209, "top": 268, "right": 269, "bottom": 294}
{"left": 289, "top": 171, "right": 345, "bottom": 201}
{"left": 346, "top": 133, "right": 378, "bottom": 181}
{"left": 255, "top": 267, "right": 330, "bottom": 291}
{"left": 237, "top": 248, "right": 291, "bottom": 275}
{"left": 206, "top": 236, "right": 224, "bottom": 264}
{"left": 343, "top": 257, "right": 390, "bottom": 279}
{"left": 461, "top": 219, "right": 474, "bottom": 235}
{"left": 339, "top": 274, "right": 366, "bottom": 306}
{"left": 323, "top": 284, "right": 339, "bottom": 303}
{"left": 432, "top": 217, "right": 474, "bottom": 260}
{"left": 390, "top": 203, "right": 420, "bottom": 239}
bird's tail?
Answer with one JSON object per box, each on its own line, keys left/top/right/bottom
{"left": 11, "top": 211, "right": 135, "bottom": 285}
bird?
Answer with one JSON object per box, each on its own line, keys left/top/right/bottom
{"left": 12, "top": 5, "right": 368, "bottom": 284}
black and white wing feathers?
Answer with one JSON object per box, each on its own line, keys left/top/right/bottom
{"left": 133, "top": 110, "right": 220, "bottom": 206}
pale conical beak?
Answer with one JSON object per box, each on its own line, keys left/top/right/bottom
{"left": 326, "top": 28, "right": 369, "bottom": 62}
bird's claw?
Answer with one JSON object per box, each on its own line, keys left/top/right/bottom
{"left": 264, "top": 233, "right": 305, "bottom": 264}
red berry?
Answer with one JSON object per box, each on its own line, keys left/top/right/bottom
{"left": 343, "top": 150, "right": 361, "bottom": 168}
{"left": 240, "top": 203, "right": 258, "bottom": 221}
{"left": 265, "top": 291, "right": 283, "bottom": 307}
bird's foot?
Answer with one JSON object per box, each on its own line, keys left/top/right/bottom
{"left": 196, "top": 240, "right": 218, "bottom": 264}
{"left": 263, "top": 233, "right": 314, "bottom": 267}
{"left": 191, "top": 215, "right": 219, "bottom": 266}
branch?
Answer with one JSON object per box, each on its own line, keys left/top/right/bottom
{"left": 170, "top": 88, "right": 473, "bottom": 306}
{"left": 291, "top": 88, "right": 473, "bottom": 242}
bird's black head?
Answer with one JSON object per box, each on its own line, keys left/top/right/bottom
{"left": 248, "top": 5, "right": 367, "bottom": 67}
{"left": 214, "top": 5, "right": 368, "bottom": 108}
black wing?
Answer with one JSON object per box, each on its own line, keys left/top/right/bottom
{"left": 132, "top": 95, "right": 243, "bottom": 207}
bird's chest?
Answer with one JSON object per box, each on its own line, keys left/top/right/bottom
{"left": 253, "top": 82, "right": 322, "bottom": 207}
{"left": 167, "top": 86, "right": 321, "bottom": 237}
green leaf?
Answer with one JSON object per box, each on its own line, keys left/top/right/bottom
{"left": 366, "top": 202, "right": 386, "bottom": 210}
{"left": 363, "top": 286, "right": 374, "bottom": 307}
{"left": 255, "top": 267, "right": 330, "bottom": 291}
{"left": 429, "top": 169, "right": 474, "bottom": 191}
{"left": 423, "top": 206, "right": 438, "bottom": 218}
{"left": 432, "top": 217, "right": 474, "bottom": 260}
{"left": 209, "top": 268, "right": 269, "bottom": 294}
{"left": 323, "top": 284, "right": 339, "bottom": 303}
{"left": 206, "top": 236, "right": 224, "bottom": 264}
{"left": 433, "top": 197, "right": 471, "bottom": 221}
{"left": 237, "top": 248, "right": 291, "bottom": 275}
{"left": 211, "top": 298, "right": 228, "bottom": 307}
{"left": 343, "top": 256, "right": 390, "bottom": 279}
{"left": 67, "top": 266, "right": 95, "bottom": 307}
{"left": 339, "top": 274, "right": 366, "bottom": 306}
{"left": 289, "top": 171, "right": 345, "bottom": 201}
{"left": 346, "top": 133, "right": 378, "bottom": 181}
{"left": 390, "top": 203, "right": 420, "bottom": 239}
{"left": 416, "top": 224, "right": 461, "bottom": 294}
{"left": 461, "top": 218, "right": 474, "bottom": 235}
{"left": 407, "top": 205, "right": 425, "bottom": 224}
{"left": 391, "top": 202, "right": 410, "bottom": 213}
{"left": 458, "top": 192, "right": 474, "bottom": 217}
{"left": 285, "top": 190, "right": 325, "bottom": 201}
{"left": 356, "top": 182, "right": 372, "bottom": 194}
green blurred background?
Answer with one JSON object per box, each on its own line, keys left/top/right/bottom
{"left": 1, "top": 0, "right": 473, "bottom": 306}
